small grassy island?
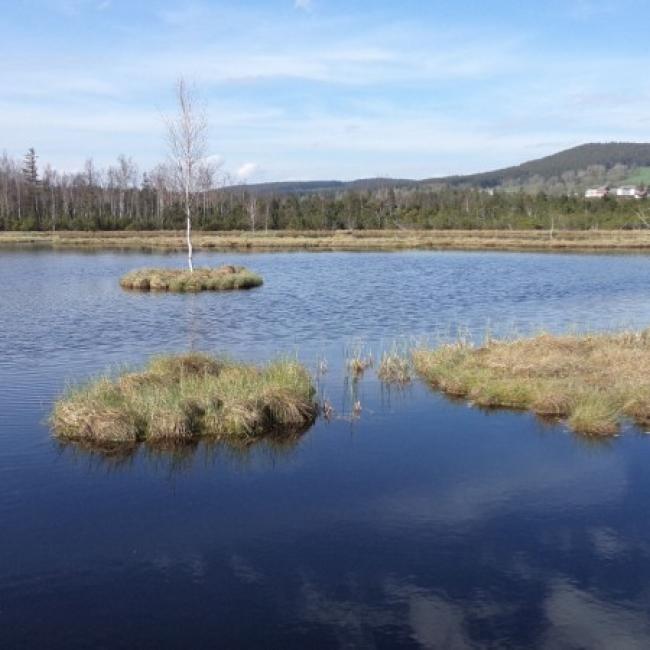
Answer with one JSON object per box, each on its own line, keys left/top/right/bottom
{"left": 413, "top": 330, "right": 650, "bottom": 436}
{"left": 52, "top": 353, "right": 317, "bottom": 444}
{"left": 119, "top": 265, "right": 263, "bottom": 292}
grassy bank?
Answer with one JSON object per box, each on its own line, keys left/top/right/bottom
{"left": 120, "top": 265, "right": 263, "bottom": 292}
{"left": 5, "top": 229, "right": 650, "bottom": 253}
{"left": 413, "top": 330, "right": 650, "bottom": 436}
{"left": 52, "top": 353, "right": 317, "bottom": 444}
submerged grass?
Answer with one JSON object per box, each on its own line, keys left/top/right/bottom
{"left": 52, "top": 352, "right": 317, "bottom": 444}
{"left": 119, "top": 265, "right": 263, "bottom": 292}
{"left": 412, "top": 330, "right": 650, "bottom": 436}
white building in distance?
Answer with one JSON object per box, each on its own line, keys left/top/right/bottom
{"left": 585, "top": 186, "right": 610, "bottom": 199}
{"left": 615, "top": 186, "right": 648, "bottom": 199}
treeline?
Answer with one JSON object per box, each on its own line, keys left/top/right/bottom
{"left": 0, "top": 150, "right": 648, "bottom": 232}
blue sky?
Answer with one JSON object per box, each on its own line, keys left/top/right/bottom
{"left": 1, "top": 0, "right": 649, "bottom": 181}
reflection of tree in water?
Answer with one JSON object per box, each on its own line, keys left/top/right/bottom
{"left": 186, "top": 293, "right": 200, "bottom": 352}
{"left": 55, "top": 428, "right": 308, "bottom": 476}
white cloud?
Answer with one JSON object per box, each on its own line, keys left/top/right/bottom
{"left": 5, "top": 3, "right": 650, "bottom": 180}
{"left": 205, "top": 153, "right": 225, "bottom": 167}
{"left": 236, "top": 162, "right": 260, "bottom": 180}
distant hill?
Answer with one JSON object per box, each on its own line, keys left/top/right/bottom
{"left": 227, "top": 143, "right": 650, "bottom": 195}
{"left": 227, "top": 177, "right": 418, "bottom": 195}
{"left": 427, "top": 142, "right": 650, "bottom": 188}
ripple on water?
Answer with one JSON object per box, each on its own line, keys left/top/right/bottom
{"left": 2, "top": 249, "right": 650, "bottom": 649}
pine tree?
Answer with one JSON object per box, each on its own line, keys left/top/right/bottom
{"left": 22, "top": 148, "right": 39, "bottom": 185}
{"left": 21, "top": 148, "right": 40, "bottom": 228}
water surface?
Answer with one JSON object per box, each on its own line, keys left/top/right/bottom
{"left": 2, "top": 249, "right": 650, "bottom": 649}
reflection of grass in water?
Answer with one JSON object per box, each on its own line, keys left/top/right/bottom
{"left": 52, "top": 352, "right": 317, "bottom": 445}
{"left": 413, "top": 329, "right": 650, "bottom": 436}
{"left": 56, "top": 428, "right": 309, "bottom": 476}
{"left": 54, "top": 439, "right": 140, "bottom": 473}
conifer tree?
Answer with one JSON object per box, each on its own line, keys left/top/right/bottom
{"left": 22, "top": 148, "right": 39, "bottom": 185}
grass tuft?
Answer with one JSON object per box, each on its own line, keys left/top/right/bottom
{"left": 119, "top": 265, "right": 263, "bottom": 292}
{"left": 346, "top": 345, "right": 373, "bottom": 378}
{"left": 413, "top": 330, "right": 650, "bottom": 436}
{"left": 377, "top": 350, "right": 412, "bottom": 384}
{"left": 51, "top": 353, "right": 317, "bottom": 445}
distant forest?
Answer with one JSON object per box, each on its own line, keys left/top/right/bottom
{"left": 1, "top": 144, "right": 649, "bottom": 232}
{"left": 435, "top": 142, "right": 650, "bottom": 188}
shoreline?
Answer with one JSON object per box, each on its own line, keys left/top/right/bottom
{"left": 3, "top": 229, "right": 650, "bottom": 254}
{"left": 413, "top": 330, "right": 650, "bottom": 436}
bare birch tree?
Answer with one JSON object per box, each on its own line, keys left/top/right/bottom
{"left": 165, "top": 77, "right": 208, "bottom": 271}
{"left": 248, "top": 194, "right": 257, "bottom": 232}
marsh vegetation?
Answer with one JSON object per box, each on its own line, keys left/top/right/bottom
{"left": 413, "top": 330, "right": 650, "bottom": 436}
{"left": 51, "top": 353, "right": 316, "bottom": 444}
{"left": 345, "top": 344, "right": 373, "bottom": 378}
{"left": 119, "top": 265, "right": 263, "bottom": 292}
{"left": 8, "top": 229, "right": 650, "bottom": 253}
{"left": 377, "top": 349, "right": 412, "bottom": 384}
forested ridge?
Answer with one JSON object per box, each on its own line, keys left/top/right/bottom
{"left": 434, "top": 142, "right": 650, "bottom": 188}
{"left": 1, "top": 144, "right": 649, "bottom": 232}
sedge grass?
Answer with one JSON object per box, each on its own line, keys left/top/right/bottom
{"left": 119, "top": 265, "right": 263, "bottom": 292}
{"left": 377, "top": 349, "right": 412, "bottom": 384}
{"left": 9, "top": 229, "right": 650, "bottom": 253}
{"left": 51, "top": 352, "right": 317, "bottom": 444}
{"left": 412, "top": 330, "right": 650, "bottom": 436}
{"left": 346, "top": 344, "right": 373, "bottom": 378}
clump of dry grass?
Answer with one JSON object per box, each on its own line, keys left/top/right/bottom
{"left": 119, "top": 265, "right": 263, "bottom": 292}
{"left": 412, "top": 330, "right": 650, "bottom": 436}
{"left": 10, "top": 229, "right": 650, "bottom": 254}
{"left": 346, "top": 346, "right": 373, "bottom": 378}
{"left": 51, "top": 352, "right": 317, "bottom": 444}
{"left": 377, "top": 350, "right": 412, "bottom": 384}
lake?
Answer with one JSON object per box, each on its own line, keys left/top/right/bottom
{"left": 2, "top": 248, "right": 650, "bottom": 649}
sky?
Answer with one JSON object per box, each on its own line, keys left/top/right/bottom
{"left": 1, "top": 0, "right": 649, "bottom": 182}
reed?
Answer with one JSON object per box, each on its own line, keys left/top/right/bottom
{"left": 413, "top": 330, "right": 650, "bottom": 436}
{"left": 346, "top": 345, "right": 373, "bottom": 378}
{"left": 377, "top": 349, "right": 412, "bottom": 384}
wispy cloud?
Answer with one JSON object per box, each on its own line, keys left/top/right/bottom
{"left": 236, "top": 162, "right": 261, "bottom": 180}
{"left": 2, "top": 1, "right": 649, "bottom": 179}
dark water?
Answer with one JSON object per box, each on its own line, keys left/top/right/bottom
{"left": 3, "top": 249, "right": 650, "bottom": 649}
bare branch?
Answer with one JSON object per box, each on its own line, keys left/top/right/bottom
{"left": 164, "top": 77, "right": 208, "bottom": 271}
